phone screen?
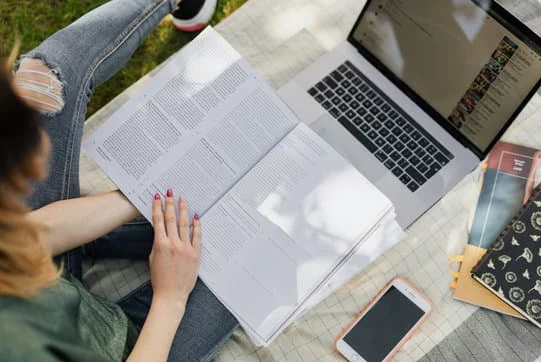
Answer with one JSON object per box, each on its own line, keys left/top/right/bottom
{"left": 343, "top": 286, "right": 425, "bottom": 362}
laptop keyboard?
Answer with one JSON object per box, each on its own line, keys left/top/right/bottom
{"left": 308, "top": 61, "right": 455, "bottom": 192}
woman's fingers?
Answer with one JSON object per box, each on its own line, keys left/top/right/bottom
{"left": 164, "top": 189, "right": 179, "bottom": 240}
{"left": 178, "top": 197, "right": 190, "bottom": 243}
{"left": 152, "top": 193, "right": 166, "bottom": 241}
{"left": 192, "top": 214, "right": 201, "bottom": 251}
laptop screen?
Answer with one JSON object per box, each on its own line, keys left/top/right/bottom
{"left": 351, "top": 0, "right": 541, "bottom": 153}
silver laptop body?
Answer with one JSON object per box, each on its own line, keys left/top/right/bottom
{"left": 279, "top": 0, "right": 541, "bottom": 228}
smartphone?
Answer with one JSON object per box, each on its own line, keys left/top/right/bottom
{"left": 334, "top": 277, "right": 432, "bottom": 362}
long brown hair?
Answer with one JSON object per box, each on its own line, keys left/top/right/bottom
{"left": 0, "top": 59, "right": 59, "bottom": 297}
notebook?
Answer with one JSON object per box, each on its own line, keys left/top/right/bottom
{"left": 453, "top": 142, "right": 540, "bottom": 318}
{"left": 472, "top": 185, "right": 541, "bottom": 326}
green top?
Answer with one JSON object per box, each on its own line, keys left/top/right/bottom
{"left": 0, "top": 274, "right": 138, "bottom": 362}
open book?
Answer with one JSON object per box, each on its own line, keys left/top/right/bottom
{"left": 84, "top": 27, "right": 396, "bottom": 345}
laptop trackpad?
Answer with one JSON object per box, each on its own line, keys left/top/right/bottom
{"left": 310, "top": 114, "right": 387, "bottom": 182}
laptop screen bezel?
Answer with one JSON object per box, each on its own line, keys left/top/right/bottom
{"left": 347, "top": 0, "right": 541, "bottom": 159}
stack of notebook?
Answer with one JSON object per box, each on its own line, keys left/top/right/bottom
{"left": 472, "top": 185, "right": 541, "bottom": 326}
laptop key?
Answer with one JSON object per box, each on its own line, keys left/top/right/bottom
{"left": 399, "top": 174, "right": 412, "bottom": 185}
{"left": 322, "top": 101, "right": 332, "bottom": 110}
{"left": 331, "top": 71, "right": 344, "bottom": 82}
{"left": 348, "top": 87, "right": 359, "bottom": 95}
{"left": 329, "top": 108, "right": 340, "bottom": 118}
{"left": 407, "top": 182, "right": 420, "bottom": 192}
{"left": 365, "top": 114, "right": 375, "bottom": 123}
{"left": 377, "top": 113, "right": 388, "bottom": 122}
{"left": 384, "top": 120, "right": 394, "bottom": 128}
{"left": 373, "top": 97, "right": 384, "bottom": 106}
{"left": 389, "top": 110, "right": 399, "bottom": 119}
{"left": 336, "top": 87, "right": 346, "bottom": 96}
{"left": 324, "top": 76, "right": 337, "bottom": 89}
{"left": 422, "top": 154, "right": 433, "bottom": 165}
{"left": 392, "top": 127, "right": 402, "bottom": 136}
{"left": 411, "top": 131, "right": 421, "bottom": 140}
{"left": 407, "top": 141, "right": 418, "bottom": 151}
{"left": 368, "top": 130, "right": 378, "bottom": 139}
{"left": 360, "top": 84, "right": 370, "bottom": 93}
{"left": 406, "top": 166, "right": 427, "bottom": 185}
{"left": 398, "top": 158, "right": 409, "bottom": 169}
{"left": 390, "top": 151, "right": 401, "bottom": 161}
{"left": 383, "top": 144, "right": 394, "bottom": 154}
{"left": 384, "top": 159, "right": 396, "bottom": 170}
{"left": 345, "top": 70, "right": 354, "bottom": 78}
{"left": 418, "top": 163, "right": 429, "bottom": 173}
{"left": 315, "top": 94, "right": 325, "bottom": 103}
{"left": 392, "top": 167, "right": 403, "bottom": 177}
{"left": 360, "top": 123, "right": 370, "bottom": 133}
{"left": 415, "top": 147, "right": 426, "bottom": 158}
{"left": 425, "top": 164, "right": 441, "bottom": 179}
{"left": 372, "top": 121, "right": 382, "bottom": 130}
{"left": 379, "top": 128, "right": 390, "bottom": 137}
{"left": 410, "top": 156, "right": 421, "bottom": 166}
{"left": 353, "top": 117, "right": 362, "bottom": 125}
{"left": 419, "top": 138, "right": 429, "bottom": 148}
{"left": 339, "top": 103, "right": 348, "bottom": 112}
{"left": 402, "top": 149, "right": 413, "bottom": 159}
{"left": 332, "top": 97, "right": 341, "bottom": 105}
{"left": 338, "top": 64, "right": 348, "bottom": 73}
{"left": 367, "top": 90, "right": 376, "bottom": 99}
{"left": 356, "top": 93, "right": 366, "bottom": 102}
{"left": 357, "top": 107, "right": 367, "bottom": 116}
{"left": 399, "top": 134, "right": 409, "bottom": 143}
{"left": 362, "top": 100, "right": 372, "bottom": 108}
{"left": 375, "top": 150, "right": 387, "bottom": 161}
{"left": 396, "top": 117, "right": 406, "bottom": 126}
{"left": 350, "top": 100, "right": 360, "bottom": 109}
{"left": 375, "top": 138, "right": 385, "bottom": 147}
{"left": 343, "top": 94, "right": 353, "bottom": 103}
{"left": 309, "top": 87, "right": 318, "bottom": 96}
{"left": 342, "top": 80, "right": 351, "bottom": 88}
{"left": 382, "top": 103, "right": 391, "bottom": 113}
{"left": 324, "top": 90, "right": 334, "bottom": 98}
{"left": 370, "top": 106, "right": 380, "bottom": 115}
{"left": 346, "top": 110, "right": 356, "bottom": 119}
{"left": 387, "top": 134, "right": 397, "bottom": 144}
{"left": 404, "top": 124, "right": 414, "bottom": 133}
{"left": 434, "top": 152, "right": 450, "bottom": 166}
{"left": 427, "top": 145, "right": 438, "bottom": 154}
{"left": 394, "top": 142, "right": 405, "bottom": 151}
{"left": 316, "top": 82, "right": 326, "bottom": 92}
{"left": 352, "top": 78, "right": 362, "bottom": 86}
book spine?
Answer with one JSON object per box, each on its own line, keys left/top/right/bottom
{"left": 471, "top": 184, "right": 541, "bottom": 276}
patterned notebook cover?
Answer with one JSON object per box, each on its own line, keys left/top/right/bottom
{"left": 472, "top": 185, "right": 541, "bottom": 326}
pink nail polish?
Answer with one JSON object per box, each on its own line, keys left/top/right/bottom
{"left": 154, "top": 193, "right": 161, "bottom": 200}
{"left": 194, "top": 213, "right": 200, "bottom": 221}
{"left": 166, "top": 189, "right": 173, "bottom": 197}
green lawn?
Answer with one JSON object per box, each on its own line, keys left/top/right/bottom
{"left": 0, "top": 0, "right": 246, "bottom": 116}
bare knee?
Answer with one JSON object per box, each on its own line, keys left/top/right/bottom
{"left": 13, "top": 58, "right": 65, "bottom": 115}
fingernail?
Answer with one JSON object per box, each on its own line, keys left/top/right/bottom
{"left": 194, "top": 213, "right": 200, "bottom": 221}
{"left": 179, "top": 196, "right": 183, "bottom": 203}
{"left": 166, "top": 188, "right": 173, "bottom": 197}
{"left": 154, "top": 193, "right": 161, "bottom": 200}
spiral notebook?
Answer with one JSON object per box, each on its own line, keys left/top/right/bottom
{"left": 472, "top": 185, "right": 541, "bottom": 326}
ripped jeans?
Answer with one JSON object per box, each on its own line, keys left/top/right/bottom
{"left": 14, "top": 1, "right": 238, "bottom": 361}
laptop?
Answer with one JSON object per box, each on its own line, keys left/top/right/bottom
{"left": 278, "top": 0, "right": 541, "bottom": 228}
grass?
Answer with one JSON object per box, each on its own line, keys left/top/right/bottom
{"left": 0, "top": 0, "right": 247, "bottom": 116}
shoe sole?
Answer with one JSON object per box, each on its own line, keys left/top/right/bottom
{"left": 172, "top": 0, "right": 217, "bottom": 32}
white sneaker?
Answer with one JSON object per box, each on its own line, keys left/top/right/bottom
{"left": 172, "top": 0, "right": 218, "bottom": 32}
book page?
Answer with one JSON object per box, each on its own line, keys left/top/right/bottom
{"left": 83, "top": 28, "right": 297, "bottom": 220}
{"left": 199, "top": 123, "right": 392, "bottom": 343}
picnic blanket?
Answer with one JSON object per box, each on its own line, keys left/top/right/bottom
{"left": 80, "top": 0, "right": 541, "bottom": 361}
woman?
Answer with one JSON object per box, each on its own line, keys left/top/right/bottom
{"left": 0, "top": 0, "right": 238, "bottom": 361}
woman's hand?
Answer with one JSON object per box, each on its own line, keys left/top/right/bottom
{"left": 150, "top": 189, "right": 201, "bottom": 312}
